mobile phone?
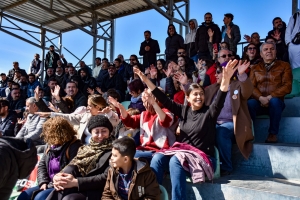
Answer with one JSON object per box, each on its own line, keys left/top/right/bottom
{"left": 213, "top": 43, "right": 218, "bottom": 53}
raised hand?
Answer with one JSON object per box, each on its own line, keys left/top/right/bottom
{"left": 133, "top": 66, "right": 147, "bottom": 82}
{"left": 142, "top": 89, "right": 156, "bottom": 105}
{"left": 173, "top": 72, "right": 188, "bottom": 85}
{"left": 98, "top": 106, "right": 112, "bottom": 114}
{"left": 195, "top": 59, "right": 203, "bottom": 70}
{"left": 95, "top": 87, "right": 103, "bottom": 95}
{"left": 34, "top": 86, "right": 40, "bottom": 101}
{"left": 207, "top": 28, "right": 214, "bottom": 38}
{"left": 51, "top": 85, "right": 61, "bottom": 100}
{"left": 271, "top": 30, "right": 281, "bottom": 41}
{"left": 244, "top": 34, "right": 251, "bottom": 43}
{"left": 87, "top": 88, "right": 94, "bottom": 95}
{"left": 108, "top": 96, "right": 120, "bottom": 109}
{"left": 163, "top": 63, "right": 173, "bottom": 78}
{"left": 220, "top": 59, "right": 238, "bottom": 91}
{"left": 237, "top": 60, "right": 250, "bottom": 75}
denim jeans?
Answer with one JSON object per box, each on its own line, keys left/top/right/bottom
{"left": 134, "top": 150, "right": 155, "bottom": 164}
{"left": 247, "top": 98, "right": 285, "bottom": 135}
{"left": 150, "top": 153, "right": 216, "bottom": 200}
{"left": 216, "top": 122, "right": 234, "bottom": 172}
{"left": 17, "top": 186, "right": 53, "bottom": 200}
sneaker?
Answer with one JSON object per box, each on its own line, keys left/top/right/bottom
{"left": 265, "top": 134, "right": 278, "bottom": 143}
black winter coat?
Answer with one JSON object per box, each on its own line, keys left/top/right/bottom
{"left": 0, "top": 137, "right": 37, "bottom": 200}
{"left": 165, "top": 34, "right": 184, "bottom": 61}
{"left": 139, "top": 38, "right": 160, "bottom": 69}
{"left": 195, "top": 22, "right": 221, "bottom": 54}
{"left": 45, "top": 51, "right": 60, "bottom": 70}
{"left": 37, "top": 138, "right": 82, "bottom": 188}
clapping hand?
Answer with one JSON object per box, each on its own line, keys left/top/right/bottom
{"left": 173, "top": 72, "right": 188, "bottom": 86}
{"left": 237, "top": 60, "right": 250, "bottom": 75}
{"left": 149, "top": 65, "right": 157, "bottom": 79}
{"left": 220, "top": 59, "right": 239, "bottom": 91}
{"left": 51, "top": 85, "right": 61, "bottom": 100}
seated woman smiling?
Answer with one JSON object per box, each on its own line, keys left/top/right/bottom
{"left": 46, "top": 115, "right": 114, "bottom": 200}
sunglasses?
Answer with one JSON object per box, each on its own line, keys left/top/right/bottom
{"left": 216, "top": 69, "right": 222, "bottom": 74}
{"left": 129, "top": 59, "right": 136, "bottom": 61}
{"left": 248, "top": 47, "right": 256, "bottom": 51}
{"left": 177, "top": 52, "right": 185, "bottom": 54}
{"left": 220, "top": 54, "right": 232, "bottom": 58}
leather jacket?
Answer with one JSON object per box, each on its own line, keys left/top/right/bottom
{"left": 250, "top": 60, "right": 292, "bottom": 100}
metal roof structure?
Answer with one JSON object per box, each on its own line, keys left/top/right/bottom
{"left": 1, "top": 0, "right": 187, "bottom": 33}
{"left": 0, "top": 0, "right": 189, "bottom": 75}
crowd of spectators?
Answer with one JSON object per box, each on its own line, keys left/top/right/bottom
{"left": 0, "top": 11, "right": 299, "bottom": 200}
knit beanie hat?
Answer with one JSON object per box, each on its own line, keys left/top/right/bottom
{"left": 87, "top": 115, "right": 113, "bottom": 133}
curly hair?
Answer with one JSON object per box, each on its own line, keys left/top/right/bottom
{"left": 41, "top": 116, "right": 77, "bottom": 145}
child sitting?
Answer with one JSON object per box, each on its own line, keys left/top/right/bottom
{"left": 102, "top": 137, "right": 160, "bottom": 200}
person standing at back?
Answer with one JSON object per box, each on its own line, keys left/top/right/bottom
{"left": 185, "top": 19, "right": 198, "bottom": 63}
{"left": 165, "top": 24, "right": 184, "bottom": 61}
{"left": 221, "top": 13, "right": 241, "bottom": 54}
{"left": 195, "top": 12, "right": 221, "bottom": 60}
{"left": 139, "top": 30, "right": 160, "bottom": 70}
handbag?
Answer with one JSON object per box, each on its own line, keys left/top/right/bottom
{"left": 292, "top": 32, "right": 300, "bottom": 44}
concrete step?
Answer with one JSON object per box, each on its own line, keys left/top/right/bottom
{"left": 163, "top": 174, "right": 300, "bottom": 200}
{"left": 253, "top": 117, "right": 300, "bottom": 143}
{"left": 232, "top": 143, "right": 300, "bottom": 180}
{"left": 282, "top": 97, "right": 300, "bottom": 117}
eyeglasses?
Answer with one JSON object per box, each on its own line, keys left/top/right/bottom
{"left": 216, "top": 69, "right": 222, "bottom": 74}
{"left": 177, "top": 52, "right": 185, "bottom": 54}
{"left": 248, "top": 47, "right": 256, "bottom": 51}
{"left": 219, "top": 54, "right": 232, "bottom": 58}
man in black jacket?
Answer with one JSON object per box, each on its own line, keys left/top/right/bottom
{"left": 9, "top": 88, "right": 26, "bottom": 118}
{"left": 0, "top": 99, "right": 17, "bottom": 137}
{"left": 195, "top": 12, "right": 221, "bottom": 60}
{"left": 99, "top": 64, "right": 124, "bottom": 99}
{"left": 7, "top": 62, "right": 27, "bottom": 81}
{"left": 267, "top": 17, "right": 287, "bottom": 61}
{"left": 79, "top": 68, "right": 97, "bottom": 98}
{"left": 165, "top": 24, "right": 184, "bottom": 61}
{"left": 45, "top": 45, "right": 60, "bottom": 70}
{"left": 139, "top": 30, "right": 160, "bottom": 70}
{"left": 52, "top": 81, "right": 87, "bottom": 113}
{"left": 0, "top": 137, "right": 37, "bottom": 200}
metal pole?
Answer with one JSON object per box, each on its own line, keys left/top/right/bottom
{"left": 58, "top": 31, "right": 62, "bottom": 55}
{"left": 110, "top": 19, "right": 115, "bottom": 61}
{"left": 185, "top": 0, "right": 190, "bottom": 35}
{"left": 168, "top": 0, "right": 174, "bottom": 24}
{"left": 92, "top": 14, "right": 97, "bottom": 69}
{"left": 40, "top": 28, "right": 46, "bottom": 83}
{"left": 0, "top": 11, "right": 3, "bottom": 28}
{"left": 104, "top": 40, "right": 107, "bottom": 59}
{"left": 292, "top": 0, "right": 299, "bottom": 14}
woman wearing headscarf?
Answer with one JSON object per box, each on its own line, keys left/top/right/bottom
{"left": 46, "top": 115, "right": 114, "bottom": 200}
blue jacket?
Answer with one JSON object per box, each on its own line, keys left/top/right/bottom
{"left": 27, "top": 80, "right": 41, "bottom": 97}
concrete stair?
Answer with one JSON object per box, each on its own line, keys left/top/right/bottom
{"left": 162, "top": 97, "right": 300, "bottom": 199}
{"left": 163, "top": 174, "right": 300, "bottom": 200}
{"left": 232, "top": 143, "right": 300, "bottom": 180}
